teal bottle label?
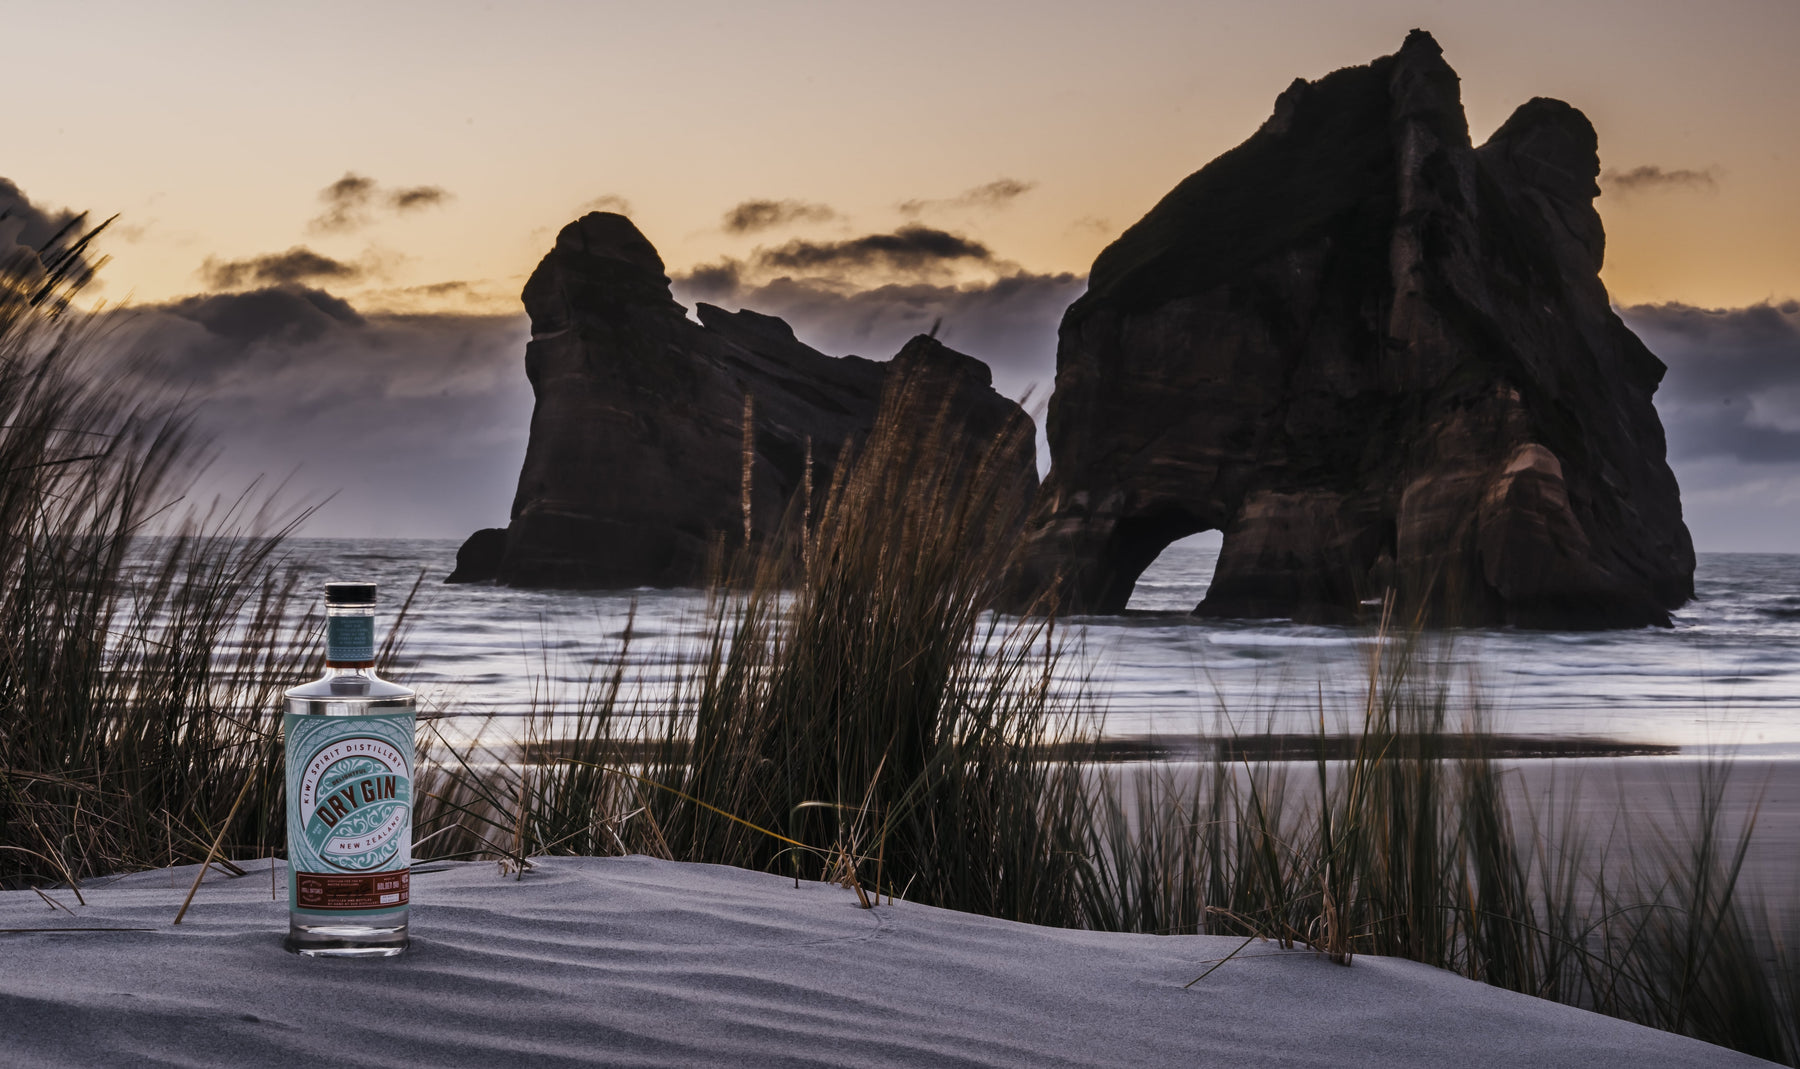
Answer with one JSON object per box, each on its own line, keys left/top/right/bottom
{"left": 327, "top": 616, "right": 376, "bottom": 663}
{"left": 284, "top": 710, "right": 414, "bottom": 915}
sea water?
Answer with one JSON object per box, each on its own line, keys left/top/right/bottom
{"left": 273, "top": 537, "right": 1800, "bottom": 756}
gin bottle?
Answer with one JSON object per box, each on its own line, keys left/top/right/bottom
{"left": 282, "top": 581, "right": 415, "bottom": 956}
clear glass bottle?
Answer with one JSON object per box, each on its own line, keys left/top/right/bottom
{"left": 282, "top": 581, "right": 415, "bottom": 957}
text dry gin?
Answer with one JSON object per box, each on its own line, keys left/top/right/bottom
{"left": 283, "top": 581, "right": 415, "bottom": 956}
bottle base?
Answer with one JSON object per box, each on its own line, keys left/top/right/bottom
{"left": 286, "top": 918, "right": 409, "bottom": 957}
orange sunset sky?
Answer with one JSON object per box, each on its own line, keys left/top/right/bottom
{"left": 13, "top": 0, "right": 1795, "bottom": 310}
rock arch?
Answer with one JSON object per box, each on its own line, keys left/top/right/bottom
{"left": 1005, "top": 31, "right": 1693, "bottom": 628}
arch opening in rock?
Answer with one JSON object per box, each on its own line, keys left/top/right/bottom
{"left": 1124, "top": 530, "right": 1223, "bottom": 613}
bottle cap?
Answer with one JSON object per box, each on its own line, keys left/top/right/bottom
{"left": 325, "top": 582, "right": 378, "bottom": 605}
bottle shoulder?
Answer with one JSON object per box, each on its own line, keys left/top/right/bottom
{"left": 285, "top": 669, "right": 415, "bottom": 704}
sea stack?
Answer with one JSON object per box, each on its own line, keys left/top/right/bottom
{"left": 452, "top": 212, "right": 1035, "bottom": 588}
{"left": 1005, "top": 30, "right": 1694, "bottom": 628}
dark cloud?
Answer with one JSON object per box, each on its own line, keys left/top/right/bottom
{"left": 679, "top": 261, "right": 743, "bottom": 303}
{"left": 384, "top": 279, "right": 479, "bottom": 303}
{"left": 758, "top": 226, "right": 993, "bottom": 273}
{"left": 309, "top": 172, "right": 452, "bottom": 233}
{"left": 350, "top": 278, "right": 521, "bottom": 316}
{"left": 388, "top": 185, "right": 449, "bottom": 211}
{"left": 679, "top": 225, "right": 997, "bottom": 295}
{"left": 1620, "top": 301, "right": 1800, "bottom": 550}
{"left": 160, "top": 286, "right": 365, "bottom": 350}
{"left": 323, "top": 173, "right": 377, "bottom": 202}
{"left": 1600, "top": 165, "right": 1718, "bottom": 196}
{"left": 898, "top": 178, "right": 1037, "bottom": 217}
{"left": 968, "top": 178, "right": 1036, "bottom": 204}
{"left": 672, "top": 267, "right": 1084, "bottom": 415}
{"left": 579, "top": 194, "right": 633, "bottom": 215}
{"left": 198, "top": 246, "right": 362, "bottom": 290}
{"left": 309, "top": 173, "right": 379, "bottom": 233}
{"left": 722, "top": 198, "right": 837, "bottom": 234}
{"left": 1624, "top": 301, "right": 1800, "bottom": 462}
{"left": 672, "top": 216, "right": 1071, "bottom": 410}
{"left": 0, "top": 177, "right": 85, "bottom": 253}
{"left": 115, "top": 291, "right": 532, "bottom": 536}
{"left": 0, "top": 176, "right": 106, "bottom": 297}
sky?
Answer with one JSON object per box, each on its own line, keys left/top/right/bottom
{"left": 4, "top": 0, "right": 1799, "bottom": 549}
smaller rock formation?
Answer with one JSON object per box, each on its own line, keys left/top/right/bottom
{"left": 458, "top": 213, "right": 1035, "bottom": 589}
{"left": 444, "top": 527, "right": 506, "bottom": 584}
{"left": 880, "top": 333, "right": 1039, "bottom": 499}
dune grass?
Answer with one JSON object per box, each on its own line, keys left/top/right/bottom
{"left": 0, "top": 226, "right": 323, "bottom": 887}
{"left": 1081, "top": 634, "right": 1798, "bottom": 1061}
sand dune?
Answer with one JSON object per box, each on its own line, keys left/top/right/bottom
{"left": 0, "top": 856, "right": 1770, "bottom": 1067}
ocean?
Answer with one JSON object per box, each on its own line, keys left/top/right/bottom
{"left": 286, "top": 537, "right": 1800, "bottom": 756}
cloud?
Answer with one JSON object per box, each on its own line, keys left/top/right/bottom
{"left": 722, "top": 198, "right": 837, "bottom": 234}
{"left": 758, "top": 226, "right": 993, "bottom": 273}
{"left": 309, "top": 173, "right": 378, "bottom": 233}
{"left": 198, "top": 246, "right": 363, "bottom": 290}
{"left": 0, "top": 176, "right": 105, "bottom": 296}
{"left": 308, "top": 172, "right": 453, "bottom": 233}
{"left": 672, "top": 267, "right": 1084, "bottom": 413}
{"left": 346, "top": 276, "right": 527, "bottom": 316}
{"left": 388, "top": 185, "right": 449, "bottom": 211}
{"left": 678, "top": 225, "right": 1000, "bottom": 297}
{"left": 159, "top": 286, "right": 364, "bottom": 356}
{"left": 1658, "top": 454, "right": 1800, "bottom": 552}
{"left": 114, "top": 289, "right": 533, "bottom": 537}
{"left": 110, "top": 220, "right": 153, "bottom": 244}
{"left": 898, "top": 178, "right": 1037, "bottom": 217}
{"left": 411, "top": 280, "right": 474, "bottom": 298}
{"left": 1625, "top": 301, "right": 1800, "bottom": 462}
{"left": 578, "top": 194, "right": 633, "bottom": 215}
{"left": 0, "top": 177, "right": 85, "bottom": 253}
{"left": 679, "top": 261, "right": 743, "bottom": 303}
{"left": 1600, "top": 165, "right": 1718, "bottom": 197}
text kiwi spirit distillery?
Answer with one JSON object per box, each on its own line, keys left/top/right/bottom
{"left": 283, "top": 582, "right": 415, "bottom": 956}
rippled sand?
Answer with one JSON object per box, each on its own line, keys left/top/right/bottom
{"left": 0, "top": 856, "right": 1769, "bottom": 1067}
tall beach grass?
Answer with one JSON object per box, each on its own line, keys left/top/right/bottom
{"left": 0, "top": 228, "right": 322, "bottom": 887}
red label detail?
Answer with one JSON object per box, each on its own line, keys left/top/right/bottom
{"left": 295, "top": 868, "right": 410, "bottom": 911}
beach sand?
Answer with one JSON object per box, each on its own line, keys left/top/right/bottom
{"left": 0, "top": 855, "right": 1772, "bottom": 1067}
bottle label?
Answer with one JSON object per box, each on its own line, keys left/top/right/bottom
{"left": 327, "top": 616, "right": 376, "bottom": 663}
{"left": 284, "top": 710, "right": 414, "bottom": 914}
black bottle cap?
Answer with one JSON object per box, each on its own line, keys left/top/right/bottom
{"left": 325, "top": 582, "right": 378, "bottom": 605}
